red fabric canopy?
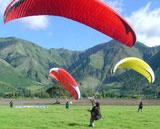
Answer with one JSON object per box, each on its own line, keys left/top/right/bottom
{"left": 49, "top": 68, "right": 80, "bottom": 100}
{"left": 4, "top": 0, "right": 136, "bottom": 47}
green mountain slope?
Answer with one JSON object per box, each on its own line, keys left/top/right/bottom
{"left": 0, "top": 37, "right": 160, "bottom": 96}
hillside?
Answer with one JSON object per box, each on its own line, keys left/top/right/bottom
{"left": 0, "top": 37, "right": 160, "bottom": 97}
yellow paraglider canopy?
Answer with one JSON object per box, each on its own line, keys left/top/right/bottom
{"left": 111, "top": 57, "right": 155, "bottom": 83}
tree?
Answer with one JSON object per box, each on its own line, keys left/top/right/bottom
{"left": 46, "top": 84, "right": 69, "bottom": 98}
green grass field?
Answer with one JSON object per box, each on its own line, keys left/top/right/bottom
{"left": 0, "top": 105, "right": 160, "bottom": 129}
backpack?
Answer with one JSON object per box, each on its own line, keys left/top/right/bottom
{"left": 92, "top": 107, "right": 102, "bottom": 120}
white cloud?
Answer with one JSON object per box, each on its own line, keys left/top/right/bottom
{"left": 19, "top": 16, "right": 49, "bottom": 30}
{"left": 126, "top": 3, "right": 160, "bottom": 47}
{"left": 0, "top": 0, "right": 49, "bottom": 30}
{"left": 102, "top": 0, "right": 123, "bottom": 13}
{"left": 0, "top": 0, "right": 12, "bottom": 15}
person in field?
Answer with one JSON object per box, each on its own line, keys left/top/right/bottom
{"left": 9, "top": 100, "right": 13, "bottom": 107}
{"left": 66, "top": 101, "right": 69, "bottom": 109}
{"left": 69, "top": 101, "right": 72, "bottom": 106}
{"left": 88, "top": 98, "right": 102, "bottom": 128}
{"left": 138, "top": 101, "right": 143, "bottom": 112}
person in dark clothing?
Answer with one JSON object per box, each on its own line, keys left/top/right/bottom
{"left": 138, "top": 101, "right": 143, "bottom": 112}
{"left": 10, "top": 100, "right": 13, "bottom": 107}
{"left": 88, "top": 99, "right": 102, "bottom": 128}
{"left": 66, "top": 101, "right": 69, "bottom": 109}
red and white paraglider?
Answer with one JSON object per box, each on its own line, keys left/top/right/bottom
{"left": 49, "top": 68, "right": 80, "bottom": 100}
{"left": 4, "top": 0, "right": 136, "bottom": 47}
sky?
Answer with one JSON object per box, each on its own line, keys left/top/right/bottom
{"left": 0, "top": 0, "right": 160, "bottom": 50}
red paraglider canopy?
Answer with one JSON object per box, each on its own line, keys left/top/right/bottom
{"left": 4, "top": 0, "right": 136, "bottom": 47}
{"left": 49, "top": 68, "right": 80, "bottom": 100}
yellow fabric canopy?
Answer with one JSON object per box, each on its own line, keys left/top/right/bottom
{"left": 111, "top": 57, "right": 155, "bottom": 83}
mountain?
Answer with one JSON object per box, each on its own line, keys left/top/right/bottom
{"left": 68, "top": 40, "right": 160, "bottom": 96}
{"left": 0, "top": 37, "right": 160, "bottom": 97}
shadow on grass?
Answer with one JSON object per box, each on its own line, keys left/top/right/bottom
{"left": 68, "top": 122, "right": 88, "bottom": 127}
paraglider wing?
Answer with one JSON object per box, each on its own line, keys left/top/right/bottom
{"left": 4, "top": 0, "right": 136, "bottom": 47}
{"left": 111, "top": 57, "right": 155, "bottom": 83}
{"left": 49, "top": 68, "right": 80, "bottom": 100}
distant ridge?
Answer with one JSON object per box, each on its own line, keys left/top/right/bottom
{"left": 0, "top": 37, "right": 160, "bottom": 96}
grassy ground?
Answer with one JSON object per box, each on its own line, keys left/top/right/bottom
{"left": 0, "top": 105, "right": 159, "bottom": 129}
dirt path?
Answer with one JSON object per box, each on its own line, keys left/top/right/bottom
{"left": 1, "top": 98, "right": 160, "bottom": 106}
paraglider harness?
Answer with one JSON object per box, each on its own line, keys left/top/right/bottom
{"left": 91, "top": 106, "right": 102, "bottom": 120}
